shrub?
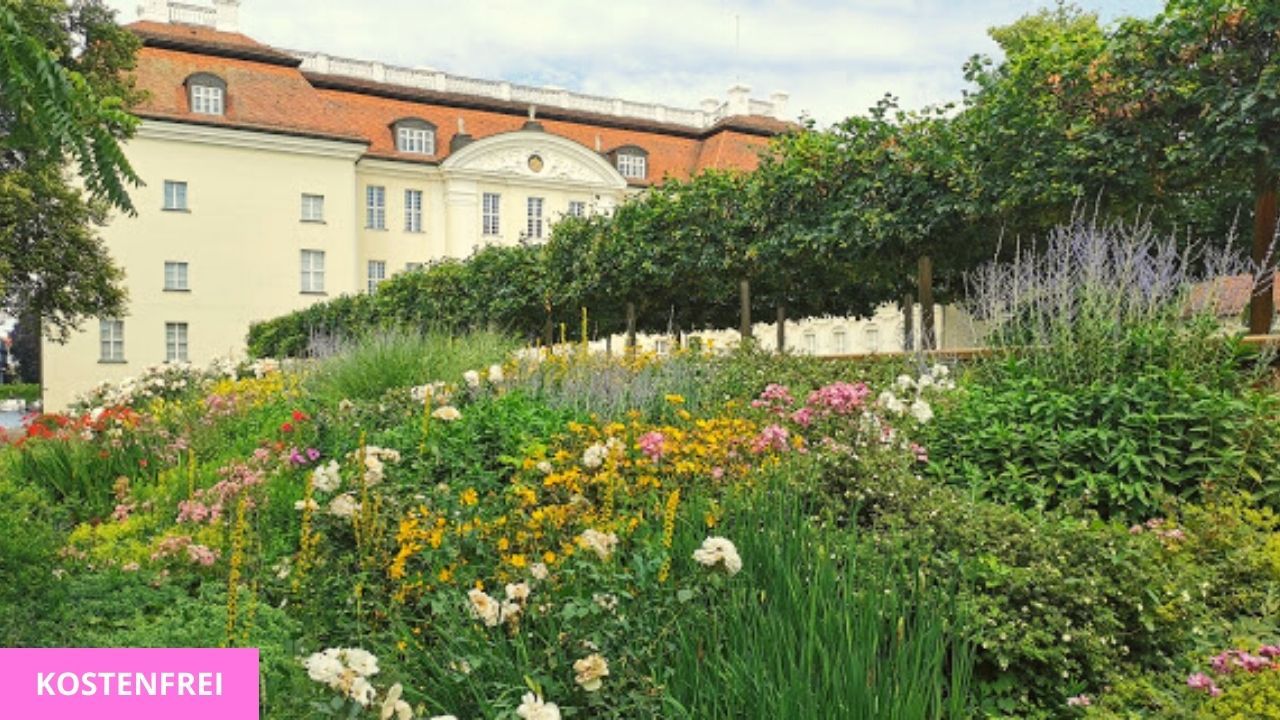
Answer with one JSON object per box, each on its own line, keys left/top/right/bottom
{"left": 927, "top": 359, "right": 1280, "bottom": 519}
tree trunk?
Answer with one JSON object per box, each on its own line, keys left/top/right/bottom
{"left": 739, "top": 278, "right": 752, "bottom": 341}
{"left": 902, "top": 293, "right": 914, "bottom": 352}
{"left": 776, "top": 304, "right": 786, "bottom": 353}
{"left": 1250, "top": 161, "right": 1277, "bottom": 335}
{"left": 543, "top": 315, "right": 554, "bottom": 348}
{"left": 625, "top": 302, "right": 637, "bottom": 353}
{"left": 918, "top": 255, "right": 935, "bottom": 350}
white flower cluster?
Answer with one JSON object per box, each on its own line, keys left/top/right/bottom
{"left": 302, "top": 647, "right": 380, "bottom": 707}
{"left": 876, "top": 364, "right": 954, "bottom": 424}
{"left": 577, "top": 529, "right": 619, "bottom": 561}
{"left": 351, "top": 446, "right": 401, "bottom": 486}
{"left": 467, "top": 582, "right": 531, "bottom": 628}
{"left": 573, "top": 654, "right": 610, "bottom": 692}
{"left": 517, "top": 692, "right": 561, "bottom": 720}
{"left": 431, "top": 405, "right": 462, "bottom": 422}
{"left": 581, "top": 437, "right": 624, "bottom": 470}
{"left": 692, "top": 536, "right": 743, "bottom": 576}
{"left": 380, "top": 683, "right": 412, "bottom": 720}
{"left": 409, "top": 381, "right": 448, "bottom": 404}
{"left": 70, "top": 356, "right": 288, "bottom": 412}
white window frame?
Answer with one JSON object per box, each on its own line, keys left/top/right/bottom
{"left": 526, "top": 197, "right": 544, "bottom": 239}
{"left": 301, "top": 250, "right": 325, "bottom": 293}
{"left": 99, "top": 319, "right": 124, "bottom": 362}
{"left": 366, "top": 186, "right": 386, "bottom": 229}
{"left": 832, "top": 328, "right": 847, "bottom": 355}
{"left": 301, "top": 193, "right": 325, "bottom": 222}
{"left": 165, "top": 322, "right": 189, "bottom": 363}
{"left": 396, "top": 126, "right": 434, "bottom": 155}
{"left": 190, "top": 84, "right": 224, "bottom": 115}
{"left": 163, "top": 180, "right": 188, "bottom": 211}
{"left": 164, "top": 261, "right": 189, "bottom": 291}
{"left": 568, "top": 201, "right": 586, "bottom": 218}
{"left": 865, "top": 325, "right": 880, "bottom": 353}
{"left": 803, "top": 332, "right": 817, "bottom": 355}
{"left": 405, "top": 189, "right": 423, "bottom": 232}
{"left": 617, "top": 152, "right": 647, "bottom": 179}
{"left": 482, "top": 192, "right": 501, "bottom": 236}
{"left": 367, "top": 260, "right": 386, "bottom": 293}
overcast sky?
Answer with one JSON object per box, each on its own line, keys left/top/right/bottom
{"left": 105, "top": 0, "right": 1165, "bottom": 125}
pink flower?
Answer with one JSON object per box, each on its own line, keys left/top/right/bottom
{"left": 1259, "top": 645, "right": 1280, "bottom": 659}
{"left": 1129, "top": 524, "right": 1143, "bottom": 534}
{"left": 1066, "top": 694, "right": 1091, "bottom": 707}
{"left": 751, "top": 424, "right": 790, "bottom": 454}
{"left": 910, "top": 442, "right": 929, "bottom": 463}
{"left": 112, "top": 503, "right": 135, "bottom": 522}
{"left": 805, "top": 382, "right": 872, "bottom": 416}
{"left": 186, "top": 544, "right": 218, "bottom": 567}
{"left": 751, "top": 384, "right": 795, "bottom": 415}
{"left": 710, "top": 467, "right": 724, "bottom": 480}
{"left": 637, "top": 431, "right": 667, "bottom": 462}
{"left": 1238, "top": 653, "right": 1271, "bottom": 673}
{"left": 1187, "top": 672, "right": 1221, "bottom": 696}
{"left": 789, "top": 407, "right": 814, "bottom": 427}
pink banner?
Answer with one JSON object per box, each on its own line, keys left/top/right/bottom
{"left": 0, "top": 648, "right": 259, "bottom": 719}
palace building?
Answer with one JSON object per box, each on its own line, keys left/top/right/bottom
{"left": 41, "top": 0, "right": 796, "bottom": 409}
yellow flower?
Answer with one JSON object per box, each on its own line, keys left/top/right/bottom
{"left": 507, "top": 553, "right": 528, "bottom": 569}
{"left": 460, "top": 488, "right": 479, "bottom": 506}
{"left": 665, "top": 394, "right": 685, "bottom": 405}
{"left": 437, "top": 567, "right": 453, "bottom": 583}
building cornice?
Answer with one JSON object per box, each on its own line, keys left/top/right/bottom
{"left": 138, "top": 118, "right": 368, "bottom": 159}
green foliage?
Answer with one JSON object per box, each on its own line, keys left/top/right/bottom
{"left": 664, "top": 470, "right": 973, "bottom": 720}
{"left": 304, "top": 329, "right": 517, "bottom": 405}
{"left": 0, "top": 382, "right": 38, "bottom": 402}
{"left": 1201, "top": 670, "right": 1280, "bottom": 720}
{"left": 927, "top": 360, "right": 1280, "bottom": 519}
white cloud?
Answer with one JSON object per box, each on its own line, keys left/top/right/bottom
{"left": 103, "top": 0, "right": 1163, "bottom": 125}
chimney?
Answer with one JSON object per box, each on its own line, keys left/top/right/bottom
{"left": 450, "top": 117, "right": 473, "bottom": 152}
{"left": 212, "top": 0, "right": 239, "bottom": 32}
{"left": 137, "top": 0, "right": 167, "bottom": 22}
{"left": 726, "top": 84, "right": 751, "bottom": 117}
{"left": 769, "top": 91, "right": 789, "bottom": 119}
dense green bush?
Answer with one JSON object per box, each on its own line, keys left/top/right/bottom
{"left": 816, "top": 450, "right": 1280, "bottom": 719}
{"left": 927, "top": 358, "right": 1280, "bottom": 519}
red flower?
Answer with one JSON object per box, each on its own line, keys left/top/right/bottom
{"left": 281, "top": 422, "right": 294, "bottom": 433}
{"left": 291, "top": 410, "right": 309, "bottom": 422}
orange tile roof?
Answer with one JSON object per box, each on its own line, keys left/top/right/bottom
{"left": 125, "top": 23, "right": 792, "bottom": 181}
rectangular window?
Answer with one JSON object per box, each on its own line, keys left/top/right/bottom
{"left": 405, "top": 189, "right": 423, "bottom": 232}
{"left": 865, "top": 325, "right": 880, "bottom": 353}
{"left": 301, "top": 193, "right": 325, "bottom": 222}
{"left": 366, "top": 186, "right": 386, "bottom": 229}
{"left": 165, "top": 322, "right": 189, "bottom": 363}
{"left": 367, "top": 260, "right": 386, "bottom": 293}
{"left": 617, "top": 153, "right": 647, "bottom": 179}
{"left": 164, "top": 261, "right": 189, "bottom": 291}
{"left": 301, "top": 250, "right": 325, "bottom": 293}
{"left": 397, "top": 126, "right": 434, "bottom": 154}
{"left": 99, "top": 319, "right": 124, "bottom": 362}
{"left": 803, "top": 332, "right": 817, "bottom": 355}
{"left": 191, "top": 85, "right": 223, "bottom": 115}
{"left": 482, "top": 192, "right": 501, "bottom": 236}
{"left": 832, "top": 329, "right": 847, "bottom": 354}
{"left": 526, "top": 196, "right": 544, "bottom": 239}
{"left": 568, "top": 201, "right": 586, "bottom": 218}
{"left": 163, "top": 180, "right": 188, "bottom": 211}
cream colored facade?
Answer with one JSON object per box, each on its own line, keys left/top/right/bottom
{"left": 42, "top": 123, "right": 635, "bottom": 410}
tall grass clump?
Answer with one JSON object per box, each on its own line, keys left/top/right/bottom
{"left": 305, "top": 329, "right": 518, "bottom": 404}
{"left": 664, "top": 474, "right": 972, "bottom": 719}
{"left": 931, "top": 216, "right": 1280, "bottom": 518}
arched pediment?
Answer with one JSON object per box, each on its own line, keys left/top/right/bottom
{"left": 442, "top": 130, "right": 628, "bottom": 190}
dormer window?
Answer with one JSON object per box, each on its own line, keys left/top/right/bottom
{"left": 394, "top": 119, "right": 436, "bottom": 155}
{"left": 186, "top": 73, "right": 226, "bottom": 116}
{"left": 614, "top": 146, "right": 648, "bottom": 180}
